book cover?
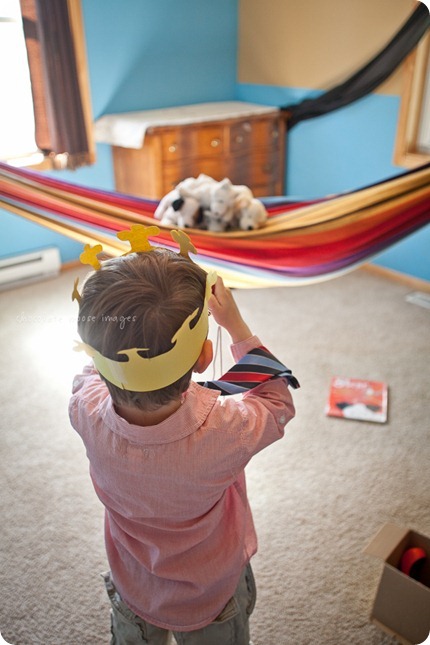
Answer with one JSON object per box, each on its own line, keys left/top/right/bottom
{"left": 325, "top": 376, "right": 388, "bottom": 423}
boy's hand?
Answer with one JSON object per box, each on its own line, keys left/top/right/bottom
{"left": 208, "top": 277, "right": 253, "bottom": 344}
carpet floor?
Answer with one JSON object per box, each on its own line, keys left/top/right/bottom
{"left": 1, "top": 266, "right": 429, "bottom": 645}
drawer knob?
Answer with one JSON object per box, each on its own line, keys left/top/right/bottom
{"left": 211, "top": 138, "right": 221, "bottom": 148}
{"left": 235, "top": 135, "right": 244, "bottom": 144}
{"left": 168, "top": 144, "right": 178, "bottom": 153}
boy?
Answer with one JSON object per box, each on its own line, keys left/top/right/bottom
{"left": 69, "top": 238, "right": 296, "bottom": 645}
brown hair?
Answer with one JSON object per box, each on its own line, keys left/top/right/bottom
{"left": 77, "top": 248, "right": 207, "bottom": 410}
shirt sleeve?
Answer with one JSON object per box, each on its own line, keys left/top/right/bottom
{"left": 226, "top": 335, "right": 298, "bottom": 465}
{"left": 239, "top": 378, "right": 295, "bottom": 460}
{"left": 71, "top": 362, "right": 99, "bottom": 395}
{"left": 230, "top": 335, "right": 263, "bottom": 362}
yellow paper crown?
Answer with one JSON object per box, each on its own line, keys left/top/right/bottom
{"left": 74, "top": 226, "right": 217, "bottom": 392}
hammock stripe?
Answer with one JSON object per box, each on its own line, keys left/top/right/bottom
{"left": 0, "top": 161, "right": 429, "bottom": 289}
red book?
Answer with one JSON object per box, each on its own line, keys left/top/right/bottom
{"left": 325, "top": 376, "right": 388, "bottom": 423}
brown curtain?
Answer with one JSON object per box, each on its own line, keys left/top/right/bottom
{"left": 19, "top": 0, "right": 91, "bottom": 169}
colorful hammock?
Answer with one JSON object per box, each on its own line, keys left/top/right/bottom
{"left": 0, "top": 161, "right": 429, "bottom": 288}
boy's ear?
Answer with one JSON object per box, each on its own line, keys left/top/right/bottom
{"left": 193, "top": 339, "right": 213, "bottom": 374}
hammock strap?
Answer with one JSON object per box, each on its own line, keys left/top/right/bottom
{"left": 281, "top": 3, "right": 430, "bottom": 128}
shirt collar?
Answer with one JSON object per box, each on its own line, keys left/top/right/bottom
{"left": 102, "top": 381, "right": 219, "bottom": 445}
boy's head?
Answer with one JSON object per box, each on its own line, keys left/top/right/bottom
{"left": 77, "top": 248, "right": 212, "bottom": 410}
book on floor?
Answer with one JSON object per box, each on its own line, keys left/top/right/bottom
{"left": 325, "top": 376, "right": 388, "bottom": 423}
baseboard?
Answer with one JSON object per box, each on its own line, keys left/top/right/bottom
{"left": 361, "top": 264, "right": 430, "bottom": 293}
{"left": 61, "top": 259, "right": 82, "bottom": 272}
{"left": 61, "top": 256, "right": 112, "bottom": 272}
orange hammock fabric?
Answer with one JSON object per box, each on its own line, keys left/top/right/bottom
{"left": 0, "top": 161, "right": 429, "bottom": 288}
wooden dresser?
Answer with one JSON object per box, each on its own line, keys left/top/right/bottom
{"left": 94, "top": 102, "right": 286, "bottom": 199}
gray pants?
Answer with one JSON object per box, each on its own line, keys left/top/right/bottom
{"left": 103, "top": 564, "right": 256, "bottom": 645}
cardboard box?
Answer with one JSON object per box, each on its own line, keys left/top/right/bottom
{"left": 364, "top": 523, "right": 430, "bottom": 644}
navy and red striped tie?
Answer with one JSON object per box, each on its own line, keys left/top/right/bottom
{"left": 199, "top": 346, "right": 299, "bottom": 395}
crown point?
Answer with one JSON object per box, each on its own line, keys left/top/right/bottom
{"left": 171, "top": 229, "right": 197, "bottom": 259}
{"left": 80, "top": 244, "right": 103, "bottom": 270}
{"left": 117, "top": 224, "right": 161, "bottom": 253}
{"left": 72, "top": 277, "right": 82, "bottom": 303}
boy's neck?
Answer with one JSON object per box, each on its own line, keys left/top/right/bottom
{"left": 115, "top": 398, "right": 182, "bottom": 426}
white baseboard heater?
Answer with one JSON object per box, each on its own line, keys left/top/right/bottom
{"left": 0, "top": 247, "right": 61, "bottom": 291}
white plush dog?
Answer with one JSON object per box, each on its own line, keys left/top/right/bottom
{"left": 178, "top": 174, "right": 218, "bottom": 211}
{"left": 237, "top": 198, "right": 268, "bottom": 230}
{"left": 154, "top": 188, "right": 182, "bottom": 221}
{"left": 160, "top": 195, "right": 201, "bottom": 227}
{"left": 203, "top": 178, "right": 237, "bottom": 231}
{"left": 154, "top": 174, "right": 216, "bottom": 222}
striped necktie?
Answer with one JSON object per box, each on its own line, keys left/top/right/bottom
{"left": 199, "top": 346, "right": 300, "bottom": 395}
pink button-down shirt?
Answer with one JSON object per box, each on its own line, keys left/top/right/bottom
{"left": 69, "top": 336, "right": 295, "bottom": 631}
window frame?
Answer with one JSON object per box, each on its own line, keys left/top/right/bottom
{"left": 66, "top": 0, "right": 95, "bottom": 166}
{"left": 21, "top": 0, "right": 95, "bottom": 170}
{"left": 394, "top": 30, "right": 430, "bottom": 168}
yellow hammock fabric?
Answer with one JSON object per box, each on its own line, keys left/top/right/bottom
{"left": 0, "top": 161, "right": 429, "bottom": 288}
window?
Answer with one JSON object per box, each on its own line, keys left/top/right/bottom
{"left": 394, "top": 31, "right": 430, "bottom": 167}
{"left": 0, "top": 0, "right": 42, "bottom": 166}
{"left": 0, "top": 0, "right": 95, "bottom": 170}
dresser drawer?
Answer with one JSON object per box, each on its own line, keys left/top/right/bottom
{"left": 251, "top": 118, "right": 282, "bottom": 148}
{"left": 158, "top": 128, "right": 192, "bottom": 162}
{"left": 249, "top": 149, "right": 283, "bottom": 186}
{"left": 162, "top": 157, "right": 227, "bottom": 193}
{"left": 191, "top": 125, "right": 225, "bottom": 157}
{"left": 229, "top": 120, "right": 253, "bottom": 153}
{"left": 162, "top": 162, "right": 193, "bottom": 192}
{"left": 226, "top": 149, "right": 283, "bottom": 195}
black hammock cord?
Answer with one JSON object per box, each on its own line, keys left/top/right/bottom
{"left": 280, "top": 2, "right": 430, "bottom": 128}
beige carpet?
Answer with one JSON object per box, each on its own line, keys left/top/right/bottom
{"left": 1, "top": 265, "right": 429, "bottom": 645}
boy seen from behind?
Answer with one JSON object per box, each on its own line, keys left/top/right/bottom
{"left": 69, "top": 229, "right": 297, "bottom": 645}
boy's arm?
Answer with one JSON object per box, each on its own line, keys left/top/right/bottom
{"left": 208, "top": 276, "right": 298, "bottom": 382}
{"left": 230, "top": 334, "right": 264, "bottom": 363}
{"left": 208, "top": 276, "right": 252, "bottom": 345}
{"left": 207, "top": 277, "right": 297, "bottom": 462}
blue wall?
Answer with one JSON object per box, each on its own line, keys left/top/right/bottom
{"left": 82, "top": 0, "right": 239, "bottom": 118}
{"left": 1, "top": 0, "right": 428, "bottom": 281}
